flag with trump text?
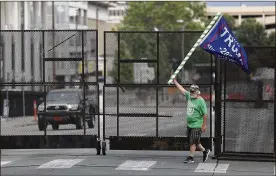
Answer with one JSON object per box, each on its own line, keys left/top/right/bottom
{"left": 199, "top": 15, "right": 251, "bottom": 76}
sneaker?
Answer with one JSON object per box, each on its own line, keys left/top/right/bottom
{"left": 184, "top": 156, "right": 194, "bottom": 163}
{"left": 203, "top": 149, "right": 210, "bottom": 162}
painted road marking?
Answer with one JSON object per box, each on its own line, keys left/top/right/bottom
{"left": 116, "top": 160, "right": 157, "bottom": 171}
{"left": 38, "top": 159, "right": 83, "bottom": 169}
{"left": 194, "top": 163, "right": 229, "bottom": 173}
{"left": 214, "top": 164, "right": 229, "bottom": 173}
{"left": 1, "top": 161, "right": 12, "bottom": 166}
{"left": 194, "top": 163, "right": 217, "bottom": 173}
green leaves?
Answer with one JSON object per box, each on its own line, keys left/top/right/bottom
{"left": 120, "top": 2, "right": 206, "bottom": 31}
{"left": 266, "top": 31, "right": 275, "bottom": 46}
{"left": 235, "top": 18, "right": 268, "bottom": 46}
{"left": 110, "top": 2, "right": 274, "bottom": 84}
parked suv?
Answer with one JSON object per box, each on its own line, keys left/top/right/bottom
{"left": 37, "top": 88, "right": 98, "bottom": 131}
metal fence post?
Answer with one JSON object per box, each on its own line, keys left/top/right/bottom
{"left": 42, "top": 30, "right": 47, "bottom": 137}
{"left": 274, "top": 9, "right": 276, "bottom": 161}
{"left": 81, "top": 31, "right": 86, "bottom": 136}
{"left": 117, "top": 32, "right": 120, "bottom": 137}
{"left": 156, "top": 32, "right": 159, "bottom": 137}
{"left": 214, "top": 56, "right": 222, "bottom": 157}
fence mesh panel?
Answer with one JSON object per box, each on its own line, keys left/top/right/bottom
{"left": 104, "top": 86, "right": 117, "bottom": 137}
{"left": 158, "top": 32, "right": 212, "bottom": 85}
{"left": 223, "top": 47, "right": 275, "bottom": 154}
{"left": 44, "top": 31, "right": 82, "bottom": 59}
{"left": 224, "top": 102, "right": 274, "bottom": 153}
{"left": 105, "top": 32, "right": 118, "bottom": 84}
{"left": 1, "top": 83, "right": 99, "bottom": 136}
{"left": 119, "top": 87, "right": 156, "bottom": 114}
{"left": 119, "top": 32, "right": 157, "bottom": 60}
{"left": 103, "top": 31, "right": 275, "bottom": 156}
{"left": 1, "top": 85, "right": 44, "bottom": 136}
{"left": 1, "top": 31, "right": 44, "bottom": 84}
{"left": 158, "top": 86, "right": 212, "bottom": 137}
{"left": 0, "top": 30, "right": 99, "bottom": 137}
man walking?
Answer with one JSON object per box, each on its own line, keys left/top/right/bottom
{"left": 173, "top": 79, "right": 210, "bottom": 163}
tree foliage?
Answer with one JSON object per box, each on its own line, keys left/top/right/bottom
{"left": 111, "top": 2, "right": 208, "bottom": 84}
{"left": 235, "top": 18, "right": 268, "bottom": 46}
{"left": 110, "top": 2, "right": 274, "bottom": 84}
{"left": 120, "top": 2, "right": 206, "bottom": 31}
{"left": 266, "top": 31, "right": 275, "bottom": 46}
{"left": 223, "top": 13, "right": 236, "bottom": 30}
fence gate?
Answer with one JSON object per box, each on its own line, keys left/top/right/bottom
{"left": 217, "top": 46, "right": 276, "bottom": 162}
{"left": 103, "top": 31, "right": 214, "bottom": 152}
{"left": 0, "top": 30, "right": 100, "bottom": 150}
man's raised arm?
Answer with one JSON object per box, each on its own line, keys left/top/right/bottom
{"left": 173, "top": 79, "right": 187, "bottom": 94}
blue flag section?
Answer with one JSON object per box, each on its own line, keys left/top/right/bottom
{"left": 199, "top": 15, "right": 251, "bottom": 75}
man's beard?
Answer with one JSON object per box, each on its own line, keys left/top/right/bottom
{"left": 190, "top": 93, "right": 198, "bottom": 98}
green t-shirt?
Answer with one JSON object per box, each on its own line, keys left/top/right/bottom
{"left": 185, "top": 92, "right": 207, "bottom": 128}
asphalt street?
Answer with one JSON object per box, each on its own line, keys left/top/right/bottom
{"left": 0, "top": 108, "right": 213, "bottom": 138}
{"left": 1, "top": 94, "right": 214, "bottom": 137}
{"left": 1, "top": 149, "right": 275, "bottom": 176}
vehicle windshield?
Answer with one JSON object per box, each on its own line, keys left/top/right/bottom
{"left": 46, "top": 91, "right": 80, "bottom": 102}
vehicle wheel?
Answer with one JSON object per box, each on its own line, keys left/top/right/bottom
{"left": 102, "top": 141, "right": 106, "bottom": 155}
{"left": 96, "top": 140, "right": 101, "bottom": 155}
{"left": 76, "top": 116, "right": 83, "bottom": 129}
{"left": 52, "top": 124, "right": 59, "bottom": 130}
{"left": 38, "top": 118, "right": 46, "bottom": 131}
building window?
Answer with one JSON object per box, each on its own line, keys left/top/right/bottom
{"left": 77, "top": 9, "right": 81, "bottom": 25}
{"left": 0, "top": 40, "right": 3, "bottom": 81}
{"left": 70, "top": 16, "right": 74, "bottom": 23}
{"left": 83, "top": 10, "right": 87, "bottom": 25}
{"left": 91, "top": 38, "right": 96, "bottom": 55}
{"left": 111, "top": 10, "right": 115, "bottom": 16}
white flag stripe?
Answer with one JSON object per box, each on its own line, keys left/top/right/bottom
{"left": 167, "top": 12, "right": 222, "bottom": 84}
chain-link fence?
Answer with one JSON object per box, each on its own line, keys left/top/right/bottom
{"left": 0, "top": 30, "right": 99, "bottom": 139}
{"left": 103, "top": 31, "right": 214, "bottom": 140}
{"left": 222, "top": 46, "right": 275, "bottom": 154}
{"left": 103, "top": 31, "right": 275, "bottom": 158}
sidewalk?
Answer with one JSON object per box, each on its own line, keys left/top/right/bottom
{"left": 1, "top": 149, "right": 275, "bottom": 176}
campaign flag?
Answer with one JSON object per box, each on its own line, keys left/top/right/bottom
{"left": 199, "top": 15, "right": 251, "bottom": 75}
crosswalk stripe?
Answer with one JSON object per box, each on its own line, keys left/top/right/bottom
{"left": 194, "top": 163, "right": 229, "bottom": 173}
{"left": 214, "top": 164, "right": 229, "bottom": 173}
{"left": 1, "top": 161, "right": 12, "bottom": 166}
{"left": 194, "top": 163, "right": 217, "bottom": 173}
{"left": 116, "top": 160, "right": 157, "bottom": 171}
{"left": 37, "top": 159, "right": 83, "bottom": 169}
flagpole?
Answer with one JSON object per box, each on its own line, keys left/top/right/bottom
{"left": 167, "top": 12, "right": 222, "bottom": 84}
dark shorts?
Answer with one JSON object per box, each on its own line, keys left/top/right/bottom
{"left": 186, "top": 127, "right": 202, "bottom": 145}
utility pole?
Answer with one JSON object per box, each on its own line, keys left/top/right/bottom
{"left": 0, "top": 2, "right": 1, "bottom": 29}
{"left": 21, "top": 2, "right": 25, "bottom": 91}
{"left": 75, "top": 8, "right": 79, "bottom": 81}
{"left": 0, "top": 2, "right": 2, "bottom": 84}
{"left": 96, "top": 5, "right": 99, "bottom": 30}
{"left": 52, "top": 2, "right": 56, "bottom": 83}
